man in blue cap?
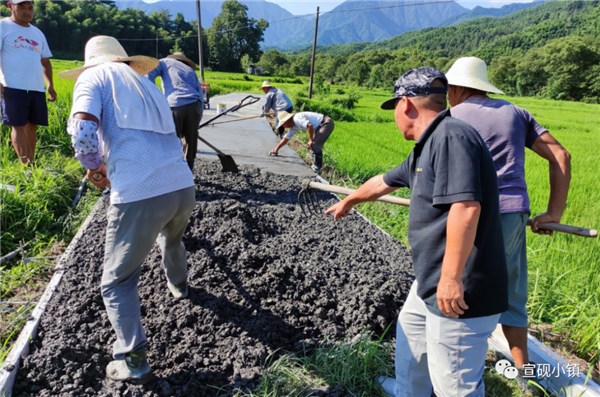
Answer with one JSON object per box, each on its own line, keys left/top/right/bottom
{"left": 326, "top": 67, "right": 507, "bottom": 396}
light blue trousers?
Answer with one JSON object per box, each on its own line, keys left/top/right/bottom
{"left": 101, "top": 187, "right": 195, "bottom": 359}
{"left": 395, "top": 282, "right": 500, "bottom": 397}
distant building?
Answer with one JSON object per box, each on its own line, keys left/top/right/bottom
{"left": 247, "top": 65, "right": 264, "bottom": 75}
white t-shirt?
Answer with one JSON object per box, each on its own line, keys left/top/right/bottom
{"left": 286, "top": 112, "right": 324, "bottom": 140}
{"left": 0, "top": 18, "right": 52, "bottom": 92}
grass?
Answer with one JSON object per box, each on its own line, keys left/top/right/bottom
{"left": 0, "top": 65, "right": 101, "bottom": 365}
{"left": 1, "top": 62, "right": 597, "bottom": 396}
{"left": 233, "top": 333, "right": 393, "bottom": 397}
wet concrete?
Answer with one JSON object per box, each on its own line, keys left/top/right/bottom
{"left": 10, "top": 94, "right": 414, "bottom": 396}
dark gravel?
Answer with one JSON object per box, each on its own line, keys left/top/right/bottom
{"left": 13, "top": 161, "right": 414, "bottom": 396}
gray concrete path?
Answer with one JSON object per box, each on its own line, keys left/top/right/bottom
{"left": 197, "top": 93, "right": 315, "bottom": 177}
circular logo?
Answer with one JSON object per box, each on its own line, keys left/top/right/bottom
{"left": 495, "top": 359, "right": 512, "bottom": 374}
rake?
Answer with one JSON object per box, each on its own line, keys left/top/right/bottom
{"left": 298, "top": 179, "right": 597, "bottom": 238}
{"left": 298, "top": 179, "right": 409, "bottom": 216}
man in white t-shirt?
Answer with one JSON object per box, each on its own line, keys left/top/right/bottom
{"left": 270, "top": 110, "right": 334, "bottom": 174}
{"left": 0, "top": 0, "right": 56, "bottom": 165}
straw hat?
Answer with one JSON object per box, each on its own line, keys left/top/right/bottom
{"left": 59, "top": 35, "right": 159, "bottom": 80}
{"left": 167, "top": 52, "right": 197, "bottom": 70}
{"left": 445, "top": 56, "right": 504, "bottom": 94}
{"left": 259, "top": 80, "right": 274, "bottom": 90}
{"left": 276, "top": 110, "right": 294, "bottom": 129}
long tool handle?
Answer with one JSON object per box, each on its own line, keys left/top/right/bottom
{"left": 305, "top": 180, "right": 597, "bottom": 238}
{"left": 198, "top": 95, "right": 260, "bottom": 130}
{"left": 525, "top": 219, "right": 597, "bottom": 238}
{"left": 305, "top": 180, "right": 410, "bottom": 207}
{"left": 197, "top": 135, "right": 225, "bottom": 155}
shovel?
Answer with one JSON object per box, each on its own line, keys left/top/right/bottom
{"left": 299, "top": 179, "right": 598, "bottom": 238}
{"left": 197, "top": 95, "right": 260, "bottom": 173}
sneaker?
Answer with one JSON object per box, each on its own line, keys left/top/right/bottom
{"left": 167, "top": 280, "right": 188, "bottom": 299}
{"left": 375, "top": 375, "right": 396, "bottom": 397}
{"left": 106, "top": 348, "right": 153, "bottom": 384}
{"left": 311, "top": 165, "right": 321, "bottom": 174}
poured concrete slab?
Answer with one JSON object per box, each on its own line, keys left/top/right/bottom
{"left": 197, "top": 93, "right": 315, "bottom": 177}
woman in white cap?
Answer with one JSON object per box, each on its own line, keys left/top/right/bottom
{"left": 269, "top": 110, "right": 334, "bottom": 174}
{"left": 447, "top": 56, "right": 571, "bottom": 388}
{"left": 259, "top": 80, "right": 293, "bottom": 138}
{"left": 59, "top": 35, "right": 196, "bottom": 384}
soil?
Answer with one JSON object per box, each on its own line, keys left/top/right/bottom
{"left": 12, "top": 161, "right": 414, "bottom": 397}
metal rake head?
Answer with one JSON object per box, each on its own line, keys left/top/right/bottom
{"left": 298, "top": 180, "right": 324, "bottom": 216}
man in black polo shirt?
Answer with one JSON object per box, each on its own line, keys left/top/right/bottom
{"left": 325, "top": 67, "right": 507, "bottom": 397}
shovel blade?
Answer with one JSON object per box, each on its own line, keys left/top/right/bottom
{"left": 218, "top": 154, "right": 239, "bottom": 173}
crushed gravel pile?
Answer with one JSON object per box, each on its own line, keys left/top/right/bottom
{"left": 13, "top": 161, "right": 414, "bottom": 396}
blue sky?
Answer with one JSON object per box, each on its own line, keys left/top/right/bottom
{"left": 267, "top": 0, "right": 537, "bottom": 16}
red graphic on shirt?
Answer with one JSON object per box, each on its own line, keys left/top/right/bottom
{"left": 13, "top": 35, "right": 41, "bottom": 52}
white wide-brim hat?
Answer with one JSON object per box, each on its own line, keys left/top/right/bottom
{"left": 259, "top": 80, "right": 273, "bottom": 89}
{"left": 59, "top": 35, "right": 159, "bottom": 81}
{"left": 276, "top": 110, "right": 294, "bottom": 130}
{"left": 446, "top": 56, "right": 504, "bottom": 94}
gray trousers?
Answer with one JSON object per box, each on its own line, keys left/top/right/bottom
{"left": 172, "top": 101, "right": 203, "bottom": 170}
{"left": 311, "top": 117, "right": 334, "bottom": 169}
{"left": 395, "top": 281, "right": 499, "bottom": 397}
{"left": 101, "top": 187, "right": 195, "bottom": 359}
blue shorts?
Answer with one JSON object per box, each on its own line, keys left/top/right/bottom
{"left": 498, "top": 213, "right": 529, "bottom": 327}
{"left": 1, "top": 87, "right": 49, "bottom": 127}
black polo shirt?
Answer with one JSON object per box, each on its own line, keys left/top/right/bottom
{"left": 383, "top": 110, "right": 507, "bottom": 318}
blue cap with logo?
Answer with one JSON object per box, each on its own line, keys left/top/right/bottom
{"left": 380, "top": 67, "right": 448, "bottom": 110}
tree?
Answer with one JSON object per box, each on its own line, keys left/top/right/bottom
{"left": 207, "top": 0, "right": 268, "bottom": 72}
{"left": 258, "top": 49, "right": 289, "bottom": 75}
{"left": 541, "top": 36, "right": 600, "bottom": 101}
{"left": 489, "top": 55, "right": 519, "bottom": 96}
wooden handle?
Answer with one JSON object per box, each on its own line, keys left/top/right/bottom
{"left": 305, "top": 180, "right": 410, "bottom": 207}
{"left": 526, "top": 219, "right": 597, "bottom": 238}
{"left": 304, "top": 180, "right": 597, "bottom": 238}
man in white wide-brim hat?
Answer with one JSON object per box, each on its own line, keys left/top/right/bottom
{"left": 60, "top": 35, "right": 195, "bottom": 384}
{"left": 147, "top": 51, "right": 204, "bottom": 170}
{"left": 447, "top": 56, "right": 571, "bottom": 388}
{"left": 258, "top": 80, "right": 293, "bottom": 138}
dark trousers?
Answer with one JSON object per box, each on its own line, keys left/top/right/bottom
{"left": 172, "top": 101, "right": 203, "bottom": 170}
{"left": 311, "top": 117, "right": 334, "bottom": 169}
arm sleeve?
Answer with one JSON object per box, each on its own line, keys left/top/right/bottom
{"left": 263, "top": 92, "right": 275, "bottom": 112}
{"left": 520, "top": 108, "right": 548, "bottom": 148}
{"left": 67, "top": 118, "right": 103, "bottom": 170}
{"left": 383, "top": 156, "right": 412, "bottom": 188}
{"left": 40, "top": 31, "right": 52, "bottom": 58}
{"left": 432, "top": 133, "right": 482, "bottom": 206}
{"left": 146, "top": 61, "right": 163, "bottom": 82}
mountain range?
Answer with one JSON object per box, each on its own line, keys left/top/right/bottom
{"left": 114, "top": 0, "right": 541, "bottom": 50}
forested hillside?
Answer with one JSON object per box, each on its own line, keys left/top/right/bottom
{"left": 1, "top": 0, "right": 598, "bottom": 102}
{"left": 261, "top": 0, "right": 599, "bottom": 103}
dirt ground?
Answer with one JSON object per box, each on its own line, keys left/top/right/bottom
{"left": 12, "top": 160, "right": 414, "bottom": 397}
